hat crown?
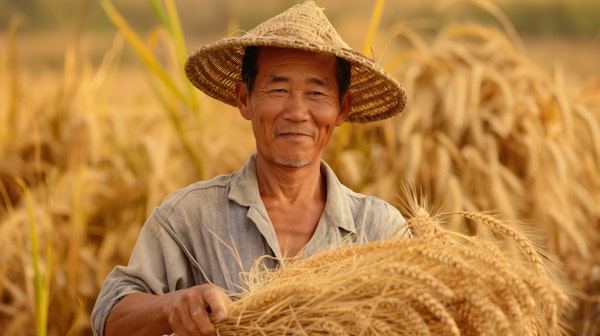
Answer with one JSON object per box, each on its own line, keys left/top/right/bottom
{"left": 244, "top": 1, "right": 350, "bottom": 49}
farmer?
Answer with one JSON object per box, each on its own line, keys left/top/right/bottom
{"left": 91, "top": 1, "right": 408, "bottom": 335}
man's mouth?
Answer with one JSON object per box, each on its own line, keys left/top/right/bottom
{"left": 278, "top": 132, "right": 311, "bottom": 140}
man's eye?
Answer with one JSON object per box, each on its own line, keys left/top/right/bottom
{"left": 271, "top": 89, "right": 287, "bottom": 93}
{"left": 308, "top": 91, "right": 324, "bottom": 96}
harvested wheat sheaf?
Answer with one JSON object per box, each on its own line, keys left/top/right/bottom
{"left": 175, "top": 203, "right": 570, "bottom": 336}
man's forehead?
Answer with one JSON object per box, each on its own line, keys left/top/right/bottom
{"left": 253, "top": 47, "right": 339, "bottom": 87}
{"left": 266, "top": 74, "right": 331, "bottom": 86}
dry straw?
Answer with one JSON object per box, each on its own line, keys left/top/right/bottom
{"left": 173, "top": 192, "right": 571, "bottom": 336}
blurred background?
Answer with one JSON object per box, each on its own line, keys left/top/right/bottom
{"left": 1, "top": 0, "right": 599, "bottom": 335}
{"left": 2, "top": 0, "right": 599, "bottom": 78}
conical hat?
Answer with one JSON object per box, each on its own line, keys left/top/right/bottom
{"left": 185, "top": 1, "right": 407, "bottom": 123}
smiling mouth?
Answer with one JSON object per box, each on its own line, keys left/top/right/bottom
{"left": 278, "top": 132, "right": 311, "bottom": 140}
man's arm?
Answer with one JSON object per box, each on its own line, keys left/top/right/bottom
{"left": 105, "top": 284, "right": 230, "bottom": 336}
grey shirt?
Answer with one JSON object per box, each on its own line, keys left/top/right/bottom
{"left": 91, "top": 154, "right": 407, "bottom": 335}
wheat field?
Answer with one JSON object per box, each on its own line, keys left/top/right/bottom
{"left": 0, "top": 0, "right": 599, "bottom": 335}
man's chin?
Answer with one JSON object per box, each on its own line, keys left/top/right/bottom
{"left": 273, "top": 156, "right": 312, "bottom": 168}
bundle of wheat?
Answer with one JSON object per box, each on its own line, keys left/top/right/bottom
{"left": 175, "top": 197, "right": 571, "bottom": 336}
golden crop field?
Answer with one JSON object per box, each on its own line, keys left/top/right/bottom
{"left": 1, "top": 0, "right": 599, "bottom": 335}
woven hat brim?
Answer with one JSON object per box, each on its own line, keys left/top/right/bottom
{"left": 185, "top": 37, "right": 407, "bottom": 123}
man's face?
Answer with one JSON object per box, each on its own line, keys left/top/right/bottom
{"left": 236, "top": 47, "right": 352, "bottom": 169}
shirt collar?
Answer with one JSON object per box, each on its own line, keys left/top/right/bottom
{"left": 228, "top": 154, "right": 356, "bottom": 234}
{"left": 320, "top": 160, "right": 356, "bottom": 234}
{"left": 228, "top": 153, "right": 262, "bottom": 209}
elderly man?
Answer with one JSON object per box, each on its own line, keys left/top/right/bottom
{"left": 91, "top": 1, "right": 408, "bottom": 336}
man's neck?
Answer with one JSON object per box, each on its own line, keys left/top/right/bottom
{"left": 254, "top": 155, "right": 327, "bottom": 259}
{"left": 255, "top": 156, "right": 326, "bottom": 204}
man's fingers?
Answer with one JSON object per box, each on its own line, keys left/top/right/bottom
{"left": 166, "top": 285, "right": 229, "bottom": 335}
{"left": 170, "top": 310, "right": 201, "bottom": 336}
{"left": 201, "top": 285, "right": 231, "bottom": 321}
{"left": 191, "top": 305, "right": 216, "bottom": 336}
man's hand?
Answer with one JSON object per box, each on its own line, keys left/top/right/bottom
{"left": 105, "top": 284, "right": 231, "bottom": 336}
{"left": 165, "top": 284, "right": 231, "bottom": 336}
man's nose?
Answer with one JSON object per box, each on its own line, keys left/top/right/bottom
{"left": 282, "top": 91, "right": 310, "bottom": 121}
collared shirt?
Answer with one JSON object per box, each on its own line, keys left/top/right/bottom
{"left": 91, "top": 154, "right": 407, "bottom": 335}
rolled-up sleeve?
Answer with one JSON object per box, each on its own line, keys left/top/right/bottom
{"left": 90, "top": 213, "right": 194, "bottom": 336}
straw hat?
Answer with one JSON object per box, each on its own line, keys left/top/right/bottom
{"left": 185, "top": 1, "right": 407, "bottom": 123}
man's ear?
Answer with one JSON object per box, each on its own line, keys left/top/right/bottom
{"left": 336, "top": 92, "right": 353, "bottom": 126}
{"left": 236, "top": 82, "right": 251, "bottom": 120}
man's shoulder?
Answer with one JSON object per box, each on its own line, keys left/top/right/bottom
{"left": 338, "top": 183, "right": 402, "bottom": 217}
{"left": 338, "top": 183, "right": 389, "bottom": 206}
{"left": 322, "top": 160, "right": 398, "bottom": 214}
{"left": 350, "top": 193, "right": 398, "bottom": 216}
{"left": 158, "top": 171, "right": 240, "bottom": 212}
{"left": 185, "top": 172, "right": 238, "bottom": 191}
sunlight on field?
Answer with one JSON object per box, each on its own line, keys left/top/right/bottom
{"left": 1, "top": 0, "right": 599, "bottom": 335}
